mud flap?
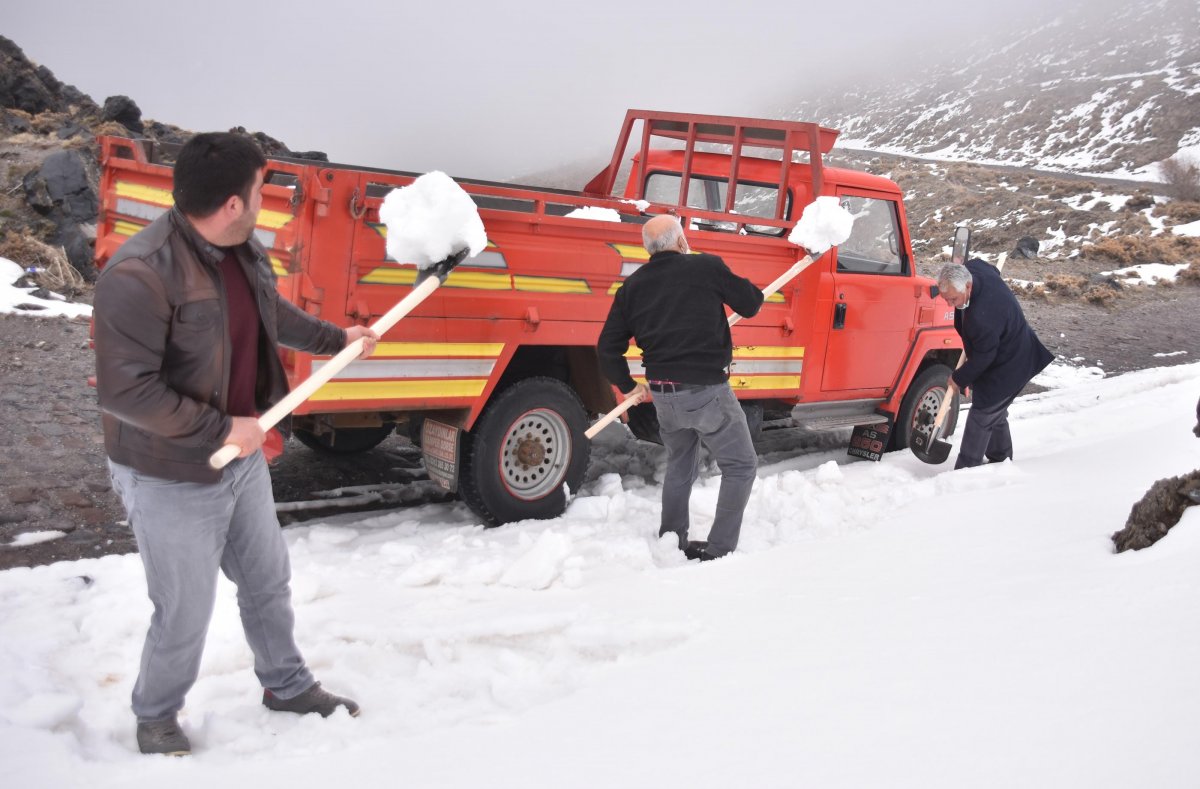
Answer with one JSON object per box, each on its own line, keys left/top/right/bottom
{"left": 847, "top": 418, "right": 892, "bottom": 462}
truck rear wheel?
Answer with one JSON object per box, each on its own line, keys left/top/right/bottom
{"left": 459, "top": 377, "right": 590, "bottom": 526}
{"left": 294, "top": 423, "right": 396, "bottom": 454}
{"left": 890, "top": 364, "right": 960, "bottom": 451}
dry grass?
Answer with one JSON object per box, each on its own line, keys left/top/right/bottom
{"left": 1084, "top": 235, "right": 1200, "bottom": 265}
{"left": 1019, "top": 273, "right": 1121, "bottom": 305}
{"left": 0, "top": 231, "right": 86, "bottom": 294}
{"left": 1161, "top": 201, "right": 1200, "bottom": 224}
{"left": 1179, "top": 261, "right": 1200, "bottom": 285}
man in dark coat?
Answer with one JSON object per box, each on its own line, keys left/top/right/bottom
{"left": 937, "top": 259, "right": 1053, "bottom": 469}
{"left": 597, "top": 215, "right": 764, "bottom": 560}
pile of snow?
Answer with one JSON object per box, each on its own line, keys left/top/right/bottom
{"left": 788, "top": 196, "right": 855, "bottom": 255}
{"left": 1101, "top": 262, "right": 1192, "bottom": 285}
{"left": 378, "top": 172, "right": 488, "bottom": 267}
{"left": 3, "top": 362, "right": 1200, "bottom": 786}
{"left": 563, "top": 206, "right": 622, "bottom": 222}
{"left": 0, "top": 257, "right": 91, "bottom": 319}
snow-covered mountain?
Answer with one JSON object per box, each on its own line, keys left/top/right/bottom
{"left": 788, "top": 0, "right": 1200, "bottom": 176}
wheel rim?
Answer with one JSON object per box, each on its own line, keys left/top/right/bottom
{"left": 911, "top": 385, "right": 946, "bottom": 440}
{"left": 498, "top": 407, "right": 572, "bottom": 500}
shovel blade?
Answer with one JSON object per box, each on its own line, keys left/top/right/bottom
{"left": 911, "top": 431, "right": 952, "bottom": 465}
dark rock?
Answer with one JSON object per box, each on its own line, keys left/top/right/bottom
{"left": 27, "top": 150, "right": 97, "bottom": 222}
{"left": 8, "top": 488, "right": 39, "bottom": 505}
{"left": 102, "top": 94, "right": 144, "bottom": 133}
{"left": 287, "top": 150, "right": 330, "bottom": 162}
{"left": 57, "top": 490, "right": 93, "bottom": 508}
{"left": 1, "top": 109, "right": 32, "bottom": 133}
{"left": 56, "top": 122, "right": 85, "bottom": 140}
{"left": 0, "top": 36, "right": 98, "bottom": 115}
{"left": 20, "top": 149, "right": 99, "bottom": 278}
{"left": 1112, "top": 469, "right": 1200, "bottom": 552}
{"left": 1013, "top": 236, "right": 1040, "bottom": 260}
{"left": 1125, "top": 191, "right": 1155, "bottom": 211}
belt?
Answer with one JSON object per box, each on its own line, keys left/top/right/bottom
{"left": 647, "top": 380, "right": 706, "bottom": 393}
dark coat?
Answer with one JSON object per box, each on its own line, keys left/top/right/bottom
{"left": 951, "top": 258, "right": 1053, "bottom": 410}
{"left": 597, "top": 251, "right": 763, "bottom": 393}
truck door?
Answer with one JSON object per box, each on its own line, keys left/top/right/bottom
{"left": 820, "top": 192, "right": 914, "bottom": 392}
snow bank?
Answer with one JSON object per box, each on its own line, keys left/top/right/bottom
{"left": 0, "top": 256, "right": 92, "bottom": 319}
{"left": 2, "top": 362, "right": 1200, "bottom": 788}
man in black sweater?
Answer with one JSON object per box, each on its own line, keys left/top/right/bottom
{"left": 937, "top": 259, "right": 1053, "bottom": 469}
{"left": 598, "top": 215, "right": 764, "bottom": 560}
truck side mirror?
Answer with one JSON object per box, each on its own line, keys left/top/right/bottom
{"left": 951, "top": 226, "right": 971, "bottom": 265}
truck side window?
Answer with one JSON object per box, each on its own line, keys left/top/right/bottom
{"left": 644, "top": 172, "right": 790, "bottom": 236}
{"left": 835, "top": 196, "right": 906, "bottom": 275}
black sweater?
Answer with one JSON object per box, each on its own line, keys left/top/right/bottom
{"left": 598, "top": 251, "right": 764, "bottom": 393}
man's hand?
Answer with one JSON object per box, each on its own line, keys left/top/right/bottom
{"left": 946, "top": 377, "right": 968, "bottom": 399}
{"left": 624, "top": 382, "right": 649, "bottom": 403}
{"left": 224, "top": 416, "right": 266, "bottom": 458}
{"left": 345, "top": 325, "right": 380, "bottom": 360}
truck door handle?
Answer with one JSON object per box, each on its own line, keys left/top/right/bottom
{"left": 833, "top": 302, "right": 847, "bottom": 330}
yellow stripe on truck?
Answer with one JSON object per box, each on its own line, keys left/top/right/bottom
{"left": 114, "top": 181, "right": 291, "bottom": 229}
{"left": 115, "top": 182, "right": 173, "bottom": 206}
{"left": 310, "top": 379, "right": 489, "bottom": 401}
{"left": 729, "top": 375, "right": 801, "bottom": 391}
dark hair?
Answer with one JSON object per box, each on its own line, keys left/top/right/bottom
{"left": 172, "top": 132, "right": 267, "bottom": 218}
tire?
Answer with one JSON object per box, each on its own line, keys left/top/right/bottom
{"left": 459, "top": 377, "right": 591, "bottom": 526}
{"left": 889, "top": 364, "right": 960, "bottom": 451}
{"left": 294, "top": 422, "right": 395, "bottom": 454}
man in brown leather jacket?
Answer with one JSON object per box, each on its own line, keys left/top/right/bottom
{"left": 94, "top": 132, "right": 377, "bottom": 756}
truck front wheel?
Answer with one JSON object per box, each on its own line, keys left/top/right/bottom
{"left": 459, "top": 377, "right": 591, "bottom": 526}
{"left": 890, "top": 364, "right": 960, "bottom": 451}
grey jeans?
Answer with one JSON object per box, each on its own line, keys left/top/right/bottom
{"left": 109, "top": 452, "right": 313, "bottom": 722}
{"left": 653, "top": 383, "right": 757, "bottom": 556}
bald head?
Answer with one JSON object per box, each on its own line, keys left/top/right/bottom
{"left": 643, "top": 215, "right": 687, "bottom": 255}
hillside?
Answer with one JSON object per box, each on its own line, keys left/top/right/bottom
{"left": 788, "top": 0, "right": 1199, "bottom": 177}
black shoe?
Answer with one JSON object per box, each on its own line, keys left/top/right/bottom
{"left": 263, "top": 682, "right": 360, "bottom": 718}
{"left": 136, "top": 715, "right": 191, "bottom": 756}
{"left": 684, "top": 541, "right": 709, "bottom": 561}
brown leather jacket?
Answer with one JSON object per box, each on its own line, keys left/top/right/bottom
{"left": 94, "top": 207, "right": 346, "bottom": 483}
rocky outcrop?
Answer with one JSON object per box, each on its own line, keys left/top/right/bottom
{"left": 21, "top": 150, "right": 99, "bottom": 278}
{"left": 0, "top": 36, "right": 98, "bottom": 117}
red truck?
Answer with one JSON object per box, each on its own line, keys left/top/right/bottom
{"left": 94, "top": 110, "right": 962, "bottom": 526}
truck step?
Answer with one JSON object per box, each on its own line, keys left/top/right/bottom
{"left": 799, "top": 414, "right": 889, "bottom": 431}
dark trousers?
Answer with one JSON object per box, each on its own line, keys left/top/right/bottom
{"left": 954, "top": 395, "right": 1016, "bottom": 470}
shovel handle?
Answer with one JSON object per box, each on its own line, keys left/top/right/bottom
{"left": 728, "top": 255, "right": 814, "bottom": 327}
{"left": 584, "top": 390, "right": 646, "bottom": 439}
{"left": 929, "top": 353, "right": 966, "bottom": 440}
{"left": 207, "top": 266, "right": 449, "bottom": 470}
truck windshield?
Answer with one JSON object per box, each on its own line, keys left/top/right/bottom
{"left": 644, "top": 172, "right": 790, "bottom": 236}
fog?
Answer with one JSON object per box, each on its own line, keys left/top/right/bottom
{"left": 7, "top": 0, "right": 1094, "bottom": 181}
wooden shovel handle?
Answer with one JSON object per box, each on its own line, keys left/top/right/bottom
{"left": 728, "top": 255, "right": 814, "bottom": 326}
{"left": 584, "top": 390, "right": 646, "bottom": 439}
{"left": 931, "top": 353, "right": 966, "bottom": 436}
{"left": 208, "top": 273, "right": 444, "bottom": 470}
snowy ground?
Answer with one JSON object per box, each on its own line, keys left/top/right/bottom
{"left": 2, "top": 358, "right": 1198, "bottom": 788}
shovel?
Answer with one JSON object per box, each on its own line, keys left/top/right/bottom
{"left": 208, "top": 249, "right": 469, "bottom": 470}
{"left": 911, "top": 355, "right": 965, "bottom": 465}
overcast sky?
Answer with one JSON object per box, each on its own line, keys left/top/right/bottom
{"left": 7, "top": 0, "right": 1091, "bottom": 181}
